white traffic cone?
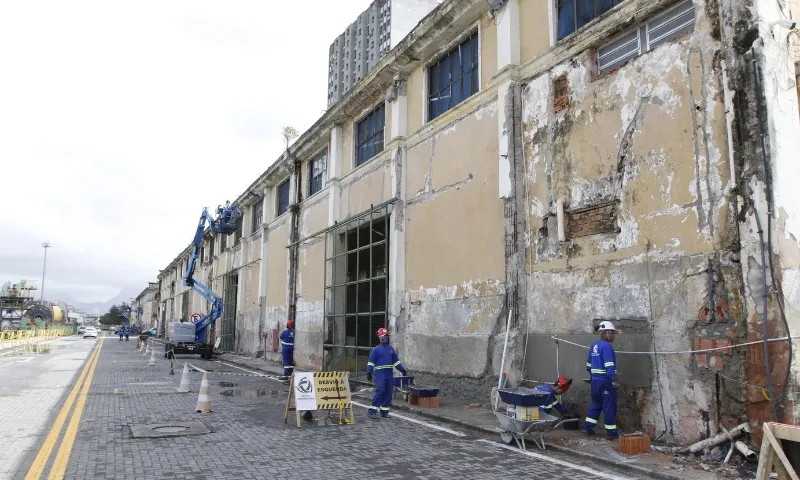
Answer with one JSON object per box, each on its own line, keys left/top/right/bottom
{"left": 195, "top": 372, "right": 212, "bottom": 413}
{"left": 148, "top": 348, "right": 156, "bottom": 366}
{"left": 178, "top": 363, "right": 191, "bottom": 392}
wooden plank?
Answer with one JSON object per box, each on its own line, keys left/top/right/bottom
{"left": 773, "top": 424, "right": 800, "bottom": 444}
{"left": 764, "top": 423, "right": 800, "bottom": 480}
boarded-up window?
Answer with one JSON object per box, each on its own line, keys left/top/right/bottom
{"left": 568, "top": 202, "right": 618, "bottom": 238}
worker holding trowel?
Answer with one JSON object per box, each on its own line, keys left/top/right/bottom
{"left": 583, "top": 321, "right": 619, "bottom": 440}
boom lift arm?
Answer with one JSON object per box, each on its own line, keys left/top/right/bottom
{"left": 183, "top": 205, "right": 240, "bottom": 344}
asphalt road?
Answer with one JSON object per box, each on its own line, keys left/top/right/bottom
{"left": 4, "top": 336, "right": 641, "bottom": 480}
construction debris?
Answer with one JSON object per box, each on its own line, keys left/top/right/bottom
{"left": 687, "top": 423, "right": 750, "bottom": 454}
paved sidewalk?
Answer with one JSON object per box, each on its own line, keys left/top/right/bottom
{"left": 216, "top": 352, "right": 746, "bottom": 480}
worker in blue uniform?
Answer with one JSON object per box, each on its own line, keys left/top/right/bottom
{"left": 538, "top": 376, "right": 572, "bottom": 416}
{"left": 583, "top": 321, "right": 620, "bottom": 439}
{"left": 366, "top": 327, "right": 407, "bottom": 419}
{"left": 279, "top": 320, "right": 295, "bottom": 379}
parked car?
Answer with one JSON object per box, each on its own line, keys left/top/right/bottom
{"left": 83, "top": 327, "right": 98, "bottom": 339}
{"left": 78, "top": 326, "right": 86, "bottom": 335}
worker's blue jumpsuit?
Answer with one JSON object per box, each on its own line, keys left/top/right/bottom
{"left": 279, "top": 328, "right": 294, "bottom": 377}
{"left": 584, "top": 339, "right": 618, "bottom": 438}
{"left": 366, "top": 343, "right": 406, "bottom": 417}
{"left": 537, "top": 384, "right": 566, "bottom": 416}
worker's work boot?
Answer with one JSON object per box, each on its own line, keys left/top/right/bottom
{"left": 368, "top": 413, "right": 379, "bottom": 420}
{"left": 583, "top": 429, "right": 596, "bottom": 436}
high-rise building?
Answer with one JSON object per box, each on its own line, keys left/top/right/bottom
{"left": 327, "top": 0, "right": 441, "bottom": 107}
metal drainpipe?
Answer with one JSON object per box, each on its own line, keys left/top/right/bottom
{"left": 287, "top": 155, "right": 302, "bottom": 324}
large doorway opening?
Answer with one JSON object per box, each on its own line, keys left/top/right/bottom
{"left": 323, "top": 205, "right": 391, "bottom": 379}
{"left": 221, "top": 271, "right": 238, "bottom": 351}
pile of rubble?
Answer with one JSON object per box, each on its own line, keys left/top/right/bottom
{"left": 657, "top": 423, "right": 759, "bottom": 478}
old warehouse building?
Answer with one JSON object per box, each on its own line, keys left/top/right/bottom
{"left": 151, "top": 0, "right": 800, "bottom": 445}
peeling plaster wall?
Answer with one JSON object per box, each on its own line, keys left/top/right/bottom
{"left": 339, "top": 151, "right": 395, "bottom": 219}
{"left": 401, "top": 99, "right": 505, "bottom": 402}
{"left": 520, "top": 0, "right": 743, "bottom": 443}
{"left": 294, "top": 194, "right": 329, "bottom": 370}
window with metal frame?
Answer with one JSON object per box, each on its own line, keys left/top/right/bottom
{"left": 308, "top": 150, "right": 328, "bottom": 197}
{"left": 220, "top": 231, "right": 227, "bottom": 251}
{"left": 596, "top": 0, "right": 695, "bottom": 74}
{"left": 557, "top": 0, "right": 624, "bottom": 41}
{"left": 355, "top": 104, "right": 385, "bottom": 167}
{"left": 323, "top": 203, "right": 392, "bottom": 379}
{"left": 252, "top": 199, "right": 263, "bottom": 234}
{"left": 208, "top": 236, "right": 215, "bottom": 260}
{"left": 428, "top": 31, "right": 479, "bottom": 121}
{"left": 276, "top": 179, "right": 290, "bottom": 217}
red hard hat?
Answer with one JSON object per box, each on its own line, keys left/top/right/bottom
{"left": 287, "top": 320, "right": 295, "bottom": 328}
{"left": 376, "top": 327, "right": 389, "bottom": 337}
{"left": 556, "top": 376, "right": 572, "bottom": 393}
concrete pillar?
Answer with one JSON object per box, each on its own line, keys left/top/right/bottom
{"left": 388, "top": 146, "right": 406, "bottom": 335}
{"left": 390, "top": 77, "right": 407, "bottom": 139}
{"left": 328, "top": 125, "right": 343, "bottom": 225}
{"left": 496, "top": 0, "right": 520, "bottom": 69}
{"left": 495, "top": 1, "right": 520, "bottom": 199}
{"left": 257, "top": 187, "right": 270, "bottom": 329}
{"left": 497, "top": 80, "right": 514, "bottom": 198}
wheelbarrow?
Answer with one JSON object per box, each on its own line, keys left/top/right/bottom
{"left": 494, "top": 386, "right": 580, "bottom": 450}
{"left": 392, "top": 375, "right": 414, "bottom": 401}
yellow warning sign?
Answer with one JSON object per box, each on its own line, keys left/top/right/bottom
{"left": 284, "top": 372, "right": 355, "bottom": 428}
{"left": 312, "top": 372, "right": 351, "bottom": 409}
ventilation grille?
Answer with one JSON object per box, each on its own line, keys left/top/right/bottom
{"left": 647, "top": 0, "right": 696, "bottom": 50}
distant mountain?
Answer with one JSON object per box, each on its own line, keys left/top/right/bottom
{"left": 69, "top": 286, "right": 145, "bottom": 314}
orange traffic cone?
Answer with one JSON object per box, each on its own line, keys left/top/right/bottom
{"left": 178, "top": 363, "right": 191, "bottom": 392}
{"left": 195, "top": 372, "right": 212, "bottom": 413}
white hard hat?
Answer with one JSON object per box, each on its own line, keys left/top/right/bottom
{"left": 597, "top": 321, "right": 619, "bottom": 333}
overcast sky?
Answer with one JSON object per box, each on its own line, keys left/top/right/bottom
{"left": 0, "top": 0, "right": 373, "bottom": 304}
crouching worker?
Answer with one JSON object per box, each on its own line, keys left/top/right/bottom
{"left": 538, "top": 376, "right": 572, "bottom": 416}
{"left": 366, "top": 328, "right": 407, "bottom": 419}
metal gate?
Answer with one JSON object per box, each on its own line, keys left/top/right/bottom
{"left": 221, "top": 271, "right": 238, "bottom": 351}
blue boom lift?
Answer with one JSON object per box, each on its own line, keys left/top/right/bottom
{"left": 164, "top": 202, "right": 240, "bottom": 359}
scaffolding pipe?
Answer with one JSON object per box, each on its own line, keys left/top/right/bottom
{"left": 495, "top": 310, "right": 513, "bottom": 410}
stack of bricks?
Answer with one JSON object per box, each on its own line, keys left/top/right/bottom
{"left": 567, "top": 202, "right": 618, "bottom": 238}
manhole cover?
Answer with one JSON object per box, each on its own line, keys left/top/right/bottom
{"left": 153, "top": 426, "right": 189, "bottom": 433}
{"left": 129, "top": 421, "right": 210, "bottom": 438}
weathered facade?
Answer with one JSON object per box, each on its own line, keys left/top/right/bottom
{"left": 132, "top": 282, "right": 158, "bottom": 331}
{"left": 150, "top": 0, "right": 800, "bottom": 445}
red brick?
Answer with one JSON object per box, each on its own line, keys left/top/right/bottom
{"left": 419, "top": 396, "right": 440, "bottom": 408}
{"left": 408, "top": 394, "right": 419, "bottom": 406}
{"left": 696, "top": 354, "right": 708, "bottom": 367}
{"left": 709, "top": 355, "right": 724, "bottom": 371}
{"left": 699, "top": 338, "right": 714, "bottom": 351}
{"left": 714, "top": 338, "right": 733, "bottom": 355}
{"left": 725, "top": 328, "right": 735, "bottom": 340}
{"left": 619, "top": 433, "right": 651, "bottom": 455}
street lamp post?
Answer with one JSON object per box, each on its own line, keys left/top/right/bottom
{"left": 41, "top": 241, "right": 51, "bottom": 301}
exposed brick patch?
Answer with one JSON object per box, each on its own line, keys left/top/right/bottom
{"left": 567, "top": 202, "right": 618, "bottom": 238}
{"left": 553, "top": 75, "right": 569, "bottom": 113}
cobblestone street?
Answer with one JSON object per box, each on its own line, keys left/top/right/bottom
{"left": 4, "top": 337, "right": 645, "bottom": 479}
